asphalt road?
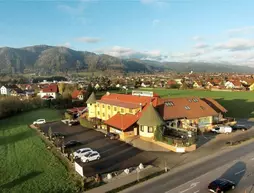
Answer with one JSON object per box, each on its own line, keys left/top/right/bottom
{"left": 122, "top": 141, "right": 254, "bottom": 193}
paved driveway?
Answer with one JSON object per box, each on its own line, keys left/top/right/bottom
{"left": 40, "top": 122, "right": 158, "bottom": 177}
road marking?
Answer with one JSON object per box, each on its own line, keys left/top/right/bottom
{"left": 179, "top": 182, "right": 200, "bottom": 193}
{"left": 193, "top": 191, "right": 200, "bottom": 193}
{"left": 235, "top": 169, "right": 245, "bottom": 175}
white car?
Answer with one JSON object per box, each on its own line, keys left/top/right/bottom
{"left": 212, "top": 126, "right": 232, "bottom": 134}
{"left": 73, "top": 148, "right": 93, "bottom": 159}
{"left": 81, "top": 151, "right": 100, "bottom": 163}
{"left": 33, "top": 119, "right": 46, "bottom": 125}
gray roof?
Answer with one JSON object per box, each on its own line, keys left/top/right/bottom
{"left": 86, "top": 92, "right": 96, "bottom": 104}
{"left": 137, "top": 104, "right": 164, "bottom": 126}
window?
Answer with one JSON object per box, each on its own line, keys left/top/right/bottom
{"left": 129, "top": 109, "right": 133, "bottom": 113}
{"left": 121, "top": 108, "right": 124, "bottom": 113}
{"left": 193, "top": 98, "right": 199, "bottom": 102}
{"left": 140, "top": 126, "right": 144, "bottom": 132}
{"left": 114, "top": 107, "right": 117, "bottom": 111}
{"left": 165, "top": 101, "right": 174, "bottom": 107}
{"left": 188, "top": 99, "right": 192, "bottom": 102}
{"left": 108, "top": 106, "right": 110, "bottom": 110}
{"left": 97, "top": 111, "right": 100, "bottom": 115}
{"left": 102, "top": 105, "right": 105, "bottom": 108}
{"left": 148, "top": 127, "right": 153, "bottom": 133}
{"left": 102, "top": 113, "right": 105, "bottom": 117}
{"left": 185, "top": 106, "right": 191, "bottom": 110}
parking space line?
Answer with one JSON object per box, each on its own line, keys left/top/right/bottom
{"left": 235, "top": 169, "right": 245, "bottom": 175}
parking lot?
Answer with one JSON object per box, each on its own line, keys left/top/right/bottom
{"left": 40, "top": 122, "right": 158, "bottom": 177}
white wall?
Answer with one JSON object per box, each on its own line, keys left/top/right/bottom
{"left": 40, "top": 92, "right": 56, "bottom": 99}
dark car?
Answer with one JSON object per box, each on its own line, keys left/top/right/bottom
{"left": 105, "top": 132, "right": 120, "bottom": 140}
{"left": 64, "top": 140, "right": 82, "bottom": 148}
{"left": 231, "top": 124, "right": 249, "bottom": 131}
{"left": 208, "top": 178, "right": 235, "bottom": 193}
{"left": 68, "top": 120, "right": 80, "bottom": 126}
{"left": 52, "top": 132, "right": 66, "bottom": 138}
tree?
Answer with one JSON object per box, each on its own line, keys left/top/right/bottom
{"left": 48, "top": 127, "right": 52, "bottom": 140}
{"left": 58, "top": 82, "right": 65, "bottom": 95}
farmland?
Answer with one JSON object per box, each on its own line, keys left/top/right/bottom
{"left": 0, "top": 109, "right": 78, "bottom": 193}
{"left": 141, "top": 88, "right": 254, "bottom": 118}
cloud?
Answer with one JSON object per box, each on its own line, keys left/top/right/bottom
{"left": 58, "top": 42, "right": 71, "bottom": 48}
{"left": 194, "top": 43, "right": 209, "bottom": 49}
{"left": 214, "top": 38, "right": 254, "bottom": 51}
{"left": 192, "top": 36, "right": 203, "bottom": 41}
{"left": 140, "top": 0, "right": 169, "bottom": 7}
{"left": 58, "top": 3, "right": 85, "bottom": 15}
{"left": 76, "top": 37, "right": 101, "bottom": 43}
{"left": 96, "top": 46, "right": 165, "bottom": 61}
{"left": 152, "top": 19, "right": 160, "bottom": 26}
{"left": 227, "top": 26, "right": 254, "bottom": 35}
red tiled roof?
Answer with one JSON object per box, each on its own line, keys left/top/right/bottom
{"left": 42, "top": 84, "right": 58, "bottom": 93}
{"left": 167, "top": 80, "right": 177, "bottom": 85}
{"left": 72, "top": 89, "right": 86, "bottom": 99}
{"left": 202, "top": 98, "right": 227, "bottom": 113}
{"left": 157, "top": 97, "right": 219, "bottom": 120}
{"left": 104, "top": 113, "right": 140, "bottom": 131}
{"left": 99, "top": 93, "right": 160, "bottom": 109}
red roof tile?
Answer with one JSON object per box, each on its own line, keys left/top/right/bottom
{"left": 157, "top": 97, "right": 219, "bottom": 120}
{"left": 42, "top": 84, "right": 58, "bottom": 93}
{"left": 99, "top": 93, "right": 160, "bottom": 109}
{"left": 104, "top": 113, "right": 140, "bottom": 131}
{"left": 72, "top": 89, "right": 86, "bottom": 99}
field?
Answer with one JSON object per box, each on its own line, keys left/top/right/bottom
{"left": 0, "top": 109, "right": 78, "bottom": 193}
{"left": 140, "top": 88, "right": 254, "bottom": 118}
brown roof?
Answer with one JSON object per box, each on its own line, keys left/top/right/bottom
{"left": 157, "top": 97, "right": 219, "bottom": 120}
{"left": 99, "top": 93, "right": 161, "bottom": 109}
{"left": 104, "top": 113, "right": 140, "bottom": 131}
{"left": 201, "top": 98, "right": 227, "bottom": 113}
{"left": 41, "top": 84, "right": 58, "bottom": 93}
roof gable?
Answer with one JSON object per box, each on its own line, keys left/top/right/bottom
{"left": 41, "top": 84, "right": 58, "bottom": 93}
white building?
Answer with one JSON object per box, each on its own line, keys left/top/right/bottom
{"left": 0, "top": 86, "right": 11, "bottom": 95}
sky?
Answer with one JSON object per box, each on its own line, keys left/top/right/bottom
{"left": 1, "top": 0, "right": 254, "bottom": 66}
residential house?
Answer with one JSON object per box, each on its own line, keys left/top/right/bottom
{"left": 38, "top": 84, "right": 58, "bottom": 100}
{"left": 72, "top": 89, "right": 86, "bottom": 101}
{"left": 10, "top": 87, "right": 25, "bottom": 96}
{"left": 249, "top": 82, "right": 254, "bottom": 91}
{"left": 86, "top": 90, "right": 227, "bottom": 140}
{"left": 193, "top": 80, "right": 203, "bottom": 89}
{"left": 0, "top": 86, "right": 11, "bottom": 95}
{"left": 225, "top": 80, "right": 243, "bottom": 89}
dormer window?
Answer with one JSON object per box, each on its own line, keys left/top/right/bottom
{"left": 185, "top": 106, "right": 191, "bottom": 110}
{"left": 193, "top": 98, "right": 199, "bottom": 102}
{"left": 165, "top": 101, "right": 174, "bottom": 107}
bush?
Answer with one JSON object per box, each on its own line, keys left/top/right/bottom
{"left": 0, "top": 96, "right": 43, "bottom": 119}
{"left": 79, "top": 118, "right": 94, "bottom": 128}
{"left": 154, "top": 126, "right": 163, "bottom": 142}
{"left": 65, "top": 112, "right": 73, "bottom": 120}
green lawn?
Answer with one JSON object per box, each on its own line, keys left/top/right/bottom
{"left": 0, "top": 109, "right": 78, "bottom": 193}
{"left": 141, "top": 88, "right": 254, "bottom": 118}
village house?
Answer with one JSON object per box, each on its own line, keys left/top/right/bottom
{"left": 0, "top": 85, "right": 11, "bottom": 95}
{"left": 38, "top": 84, "right": 58, "bottom": 100}
{"left": 85, "top": 90, "right": 228, "bottom": 141}
{"left": 72, "top": 89, "right": 86, "bottom": 101}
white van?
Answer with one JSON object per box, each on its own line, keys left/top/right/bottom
{"left": 211, "top": 126, "right": 232, "bottom": 134}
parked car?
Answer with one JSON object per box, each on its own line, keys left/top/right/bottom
{"left": 73, "top": 148, "right": 93, "bottom": 159}
{"left": 105, "top": 132, "right": 120, "bottom": 140}
{"left": 33, "top": 119, "right": 46, "bottom": 125}
{"left": 211, "top": 126, "right": 232, "bottom": 134}
{"left": 52, "top": 132, "right": 66, "bottom": 138}
{"left": 68, "top": 120, "right": 80, "bottom": 126}
{"left": 81, "top": 151, "right": 100, "bottom": 163}
{"left": 64, "top": 140, "right": 82, "bottom": 149}
{"left": 231, "top": 124, "right": 249, "bottom": 131}
{"left": 208, "top": 178, "right": 235, "bottom": 192}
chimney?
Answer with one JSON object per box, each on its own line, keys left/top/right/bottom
{"left": 139, "top": 103, "right": 142, "bottom": 112}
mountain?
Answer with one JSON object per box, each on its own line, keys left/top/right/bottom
{"left": 0, "top": 45, "right": 254, "bottom": 74}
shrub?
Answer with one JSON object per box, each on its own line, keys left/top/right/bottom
{"left": 79, "top": 118, "right": 94, "bottom": 128}
{"left": 154, "top": 126, "right": 163, "bottom": 142}
{"left": 65, "top": 112, "right": 73, "bottom": 120}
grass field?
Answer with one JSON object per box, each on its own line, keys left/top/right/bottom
{"left": 140, "top": 88, "right": 254, "bottom": 118}
{"left": 0, "top": 109, "right": 78, "bottom": 193}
